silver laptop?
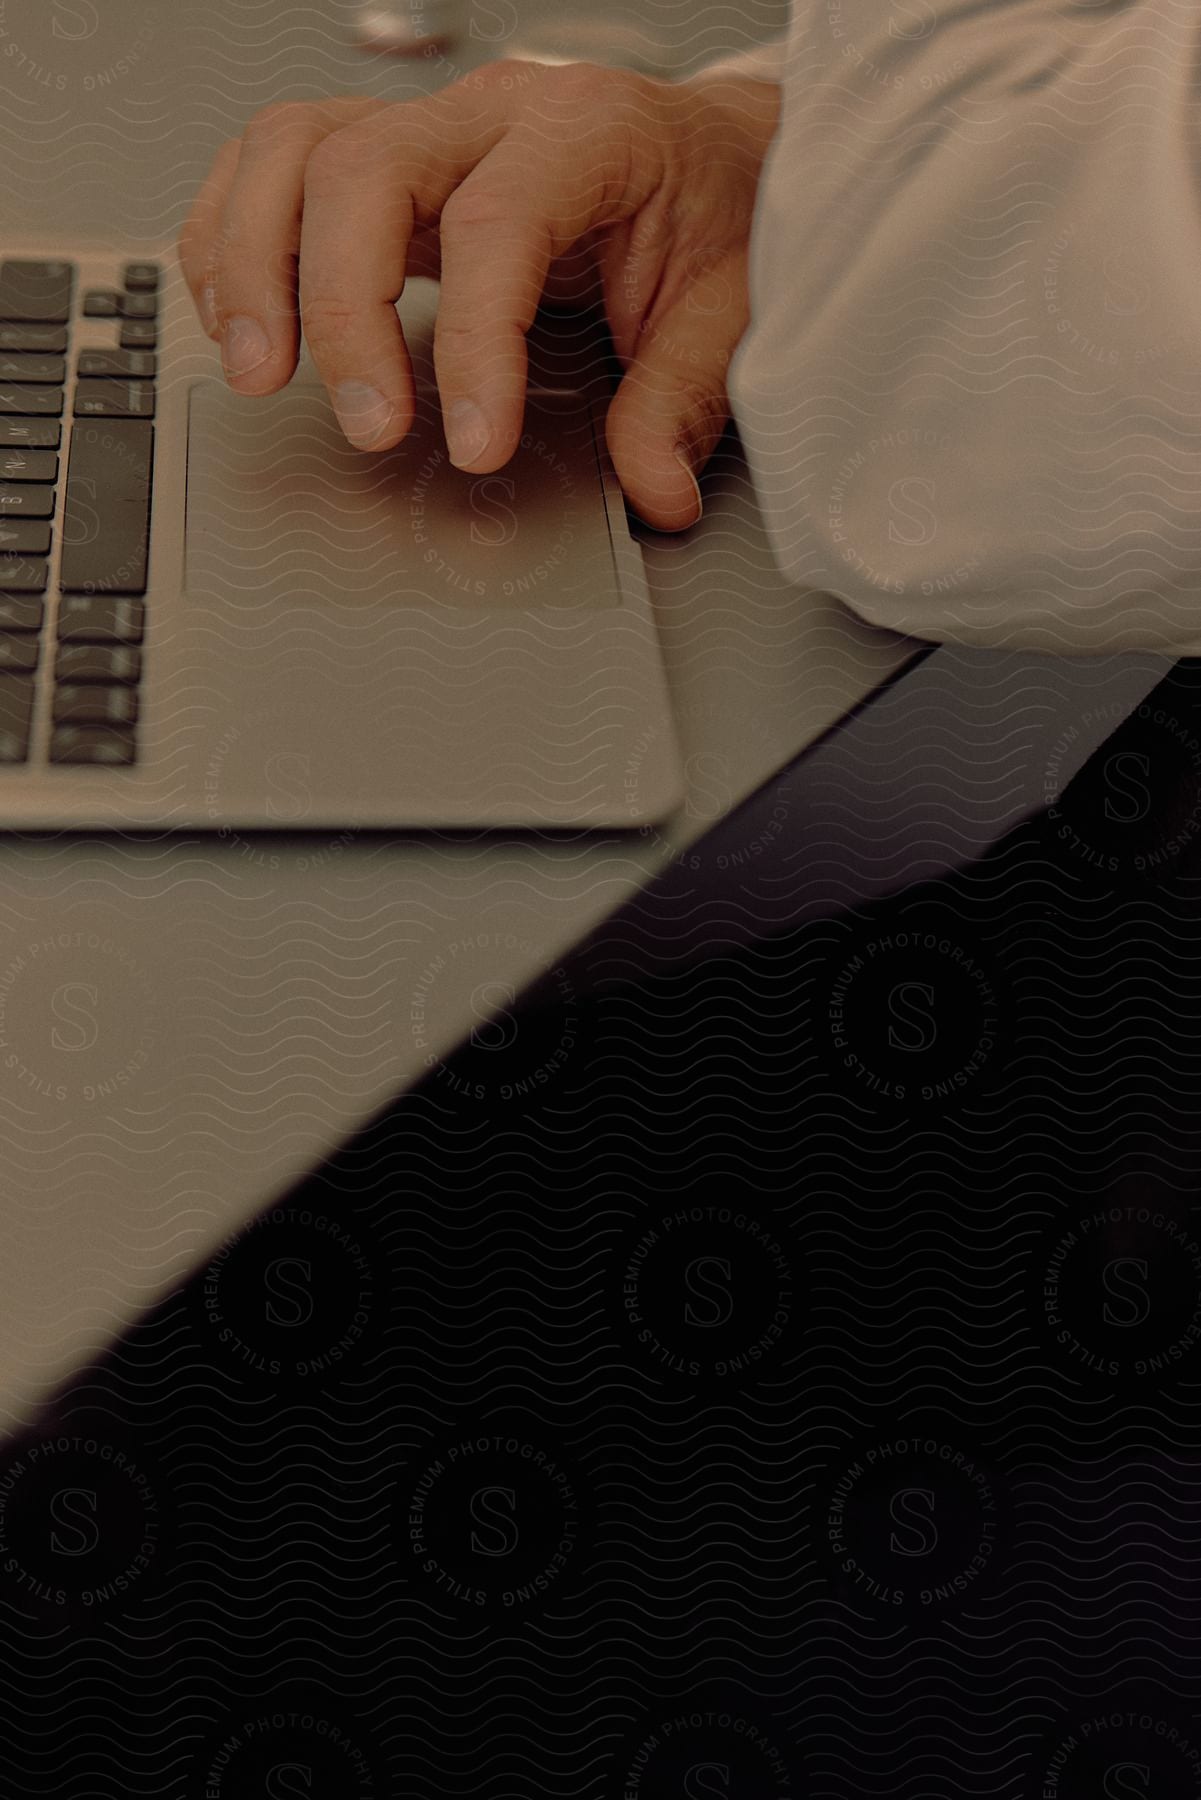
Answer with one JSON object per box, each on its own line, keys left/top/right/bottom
{"left": 0, "top": 247, "right": 684, "bottom": 830}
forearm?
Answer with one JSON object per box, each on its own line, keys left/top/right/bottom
{"left": 726, "top": 0, "right": 1201, "bottom": 652}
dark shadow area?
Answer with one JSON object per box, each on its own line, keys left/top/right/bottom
{"left": 4, "top": 661, "right": 1201, "bottom": 1798}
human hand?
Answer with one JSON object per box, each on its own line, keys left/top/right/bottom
{"left": 177, "top": 61, "right": 780, "bottom": 531}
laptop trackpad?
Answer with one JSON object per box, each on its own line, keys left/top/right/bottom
{"left": 184, "top": 380, "right": 620, "bottom": 612}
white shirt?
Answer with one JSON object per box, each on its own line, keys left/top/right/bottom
{"left": 699, "top": 4, "right": 1201, "bottom": 653}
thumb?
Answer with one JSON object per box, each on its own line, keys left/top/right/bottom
{"left": 604, "top": 285, "right": 744, "bottom": 532}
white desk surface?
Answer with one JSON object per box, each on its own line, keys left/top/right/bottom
{"left": 0, "top": 0, "right": 923, "bottom": 1431}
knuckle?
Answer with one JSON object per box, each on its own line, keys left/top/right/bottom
{"left": 452, "top": 56, "right": 545, "bottom": 99}
{"left": 434, "top": 316, "right": 491, "bottom": 355}
{"left": 545, "top": 60, "right": 609, "bottom": 103}
{"left": 674, "top": 370, "right": 724, "bottom": 409}
{"left": 300, "top": 293, "right": 359, "bottom": 350}
{"left": 439, "top": 184, "right": 510, "bottom": 235}
{"left": 303, "top": 127, "right": 366, "bottom": 196}
{"left": 545, "top": 60, "right": 649, "bottom": 117}
{"left": 461, "top": 57, "right": 513, "bottom": 91}
{"left": 243, "top": 100, "right": 313, "bottom": 146}
{"left": 676, "top": 378, "right": 729, "bottom": 431}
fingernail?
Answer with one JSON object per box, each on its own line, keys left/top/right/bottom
{"left": 674, "top": 448, "right": 703, "bottom": 521}
{"left": 200, "top": 282, "right": 219, "bottom": 338}
{"left": 445, "top": 398, "right": 492, "bottom": 468}
{"left": 221, "top": 316, "right": 272, "bottom": 381}
{"left": 333, "top": 380, "right": 395, "bottom": 450}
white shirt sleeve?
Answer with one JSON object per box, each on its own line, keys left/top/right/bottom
{"left": 702, "top": 2, "right": 1201, "bottom": 654}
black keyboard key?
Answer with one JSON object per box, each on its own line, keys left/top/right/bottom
{"left": 0, "top": 261, "right": 74, "bottom": 325}
{"left": 0, "top": 675, "right": 34, "bottom": 760}
{"left": 0, "top": 637, "right": 39, "bottom": 674}
{"left": 0, "top": 386, "right": 63, "bottom": 417}
{"left": 60, "top": 421, "right": 153, "bottom": 598}
{"left": 55, "top": 643, "right": 141, "bottom": 684}
{"left": 0, "top": 325, "right": 67, "bottom": 354}
{"left": 123, "top": 263, "right": 160, "bottom": 292}
{"left": 0, "top": 484, "right": 54, "bottom": 518}
{"left": 57, "top": 597, "right": 146, "bottom": 642}
{"left": 0, "top": 448, "right": 57, "bottom": 481}
{"left": 0, "top": 521, "right": 51, "bottom": 556}
{"left": 0, "top": 597, "right": 42, "bottom": 631}
{"left": 77, "top": 350, "right": 157, "bottom": 381}
{"left": 49, "top": 724, "right": 136, "bottom": 765}
{"left": 90, "top": 291, "right": 157, "bottom": 322}
{"left": 73, "top": 381, "right": 155, "bottom": 420}
{"left": 54, "top": 684, "right": 138, "bottom": 726}
{"left": 0, "top": 354, "right": 65, "bottom": 384}
{"left": 83, "top": 290, "right": 122, "bottom": 319}
{"left": 0, "top": 559, "right": 47, "bottom": 593}
{"left": 120, "top": 323, "right": 157, "bottom": 351}
{"left": 0, "top": 421, "right": 60, "bottom": 451}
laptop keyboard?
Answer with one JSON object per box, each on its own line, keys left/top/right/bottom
{"left": 0, "top": 258, "right": 158, "bottom": 768}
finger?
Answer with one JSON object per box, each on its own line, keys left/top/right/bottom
{"left": 431, "top": 131, "right": 558, "bottom": 471}
{"left": 207, "top": 98, "right": 390, "bottom": 394}
{"left": 604, "top": 263, "right": 746, "bottom": 531}
{"left": 433, "top": 90, "right": 659, "bottom": 471}
{"left": 177, "top": 121, "right": 441, "bottom": 347}
{"left": 176, "top": 100, "right": 386, "bottom": 350}
{"left": 177, "top": 137, "right": 242, "bottom": 340}
{"left": 298, "top": 85, "right": 510, "bottom": 452}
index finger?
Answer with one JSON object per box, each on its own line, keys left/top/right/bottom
{"left": 297, "top": 81, "right": 509, "bottom": 451}
{"left": 177, "top": 137, "right": 242, "bottom": 338}
{"left": 180, "top": 98, "right": 394, "bottom": 377}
